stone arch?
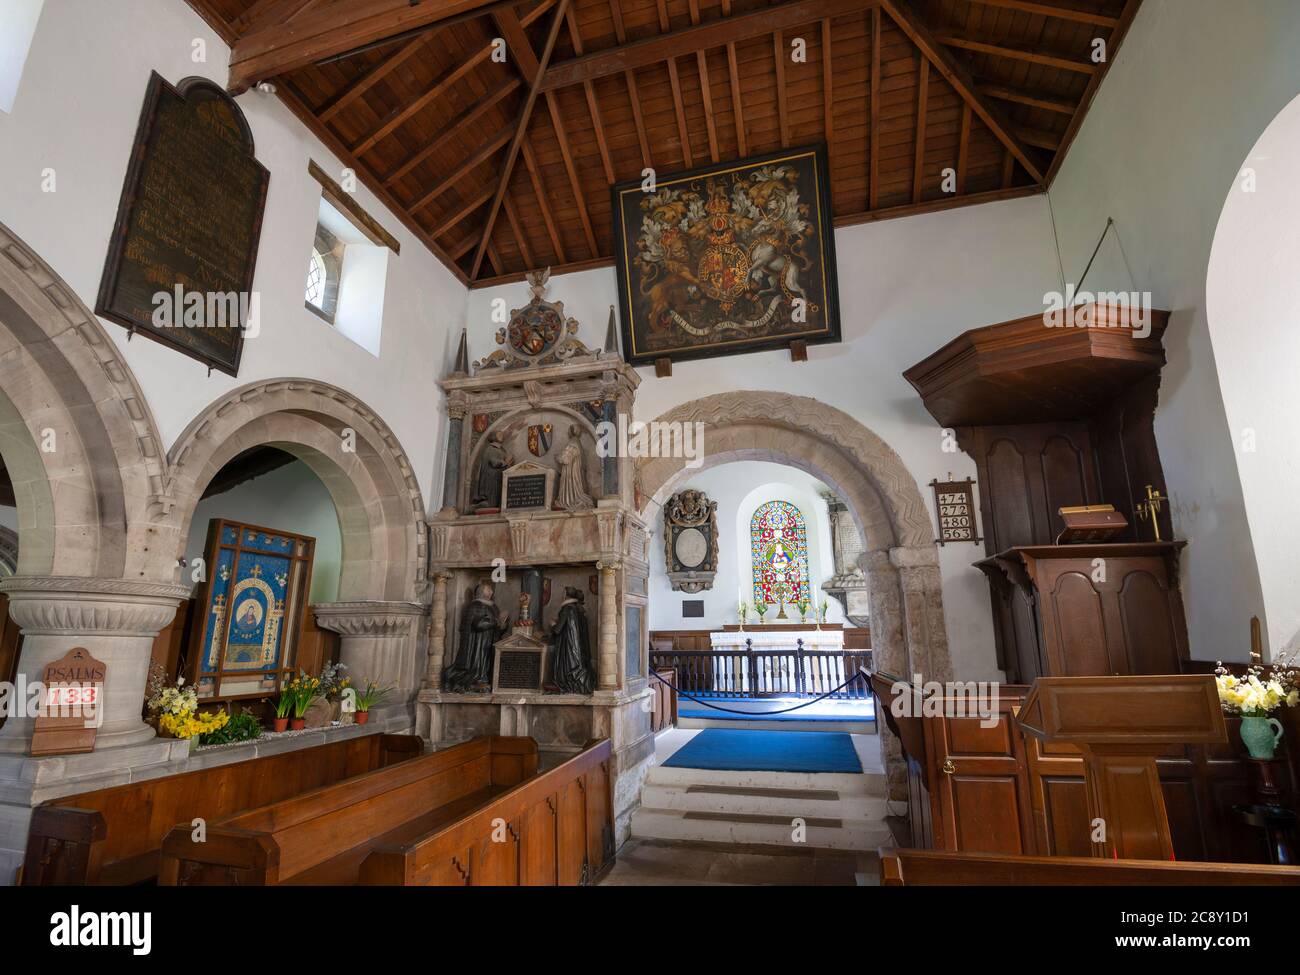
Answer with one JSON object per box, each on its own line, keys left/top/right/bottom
{"left": 637, "top": 391, "right": 951, "bottom": 684}
{"left": 0, "top": 220, "right": 164, "bottom": 581}
{"left": 156, "top": 380, "right": 428, "bottom": 602}
{"left": 637, "top": 391, "right": 952, "bottom": 797}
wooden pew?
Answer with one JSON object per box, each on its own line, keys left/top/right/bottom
{"left": 159, "top": 736, "right": 610, "bottom": 885}
{"left": 22, "top": 732, "right": 421, "bottom": 885}
{"left": 359, "top": 738, "right": 614, "bottom": 885}
{"left": 880, "top": 848, "right": 1300, "bottom": 885}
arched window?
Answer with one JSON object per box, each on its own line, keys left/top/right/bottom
{"left": 750, "top": 500, "right": 811, "bottom": 608}
{"left": 305, "top": 224, "right": 342, "bottom": 324}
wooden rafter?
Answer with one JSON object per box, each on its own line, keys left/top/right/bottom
{"left": 566, "top": 7, "right": 616, "bottom": 183}
{"left": 502, "top": 195, "right": 535, "bottom": 268}
{"left": 1045, "top": 0, "right": 1142, "bottom": 184}
{"left": 881, "top": 0, "right": 1046, "bottom": 184}
{"left": 540, "top": 0, "right": 877, "bottom": 92}
{"left": 431, "top": 184, "right": 495, "bottom": 239}
{"left": 545, "top": 90, "right": 600, "bottom": 256}
{"left": 688, "top": 0, "right": 720, "bottom": 163}
{"left": 869, "top": 4, "right": 880, "bottom": 209}
{"left": 409, "top": 122, "right": 515, "bottom": 213}
{"left": 821, "top": 19, "right": 834, "bottom": 178}
{"left": 521, "top": 140, "right": 567, "bottom": 263}
{"left": 317, "top": 33, "right": 430, "bottom": 123}
{"left": 965, "top": 0, "right": 1119, "bottom": 28}
{"left": 608, "top": 0, "right": 652, "bottom": 170}
{"left": 382, "top": 78, "right": 521, "bottom": 187}
{"left": 773, "top": 30, "right": 791, "bottom": 149}
{"left": 912, "top": 56, "right": 929, "bottom": 202}
{"left": 956, "top": 102, "right": 971, "bottom": 194}
{"left": 934, "top": 31, "right": 1099, "bottom": 75}
{"left": 227, "top": 0, "right": 511, "bottom": 92}
{"left": 470, "top": 0, "right": 571, "bottom": 279}
{"left": 980, "top": 82, "right": 1075, "bottom": 115}
{"left": 666, "top": 57, "right": 694, "bottom": 167}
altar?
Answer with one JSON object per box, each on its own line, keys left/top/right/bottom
{"left": 710, "top": 626, "right": 844, "bottom": 653}
{"left": 703, "top": 625, "right": 853, "bottom": 697}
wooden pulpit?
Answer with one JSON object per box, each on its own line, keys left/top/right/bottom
{"left": 1017, "top": 675, "right": 1226, "bottom": 860}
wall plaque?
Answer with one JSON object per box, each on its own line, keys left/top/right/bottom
{"left": 29, "top": 648, "right": 106, "bottom": 757}
{"left": 663, "top": 489, "right": 719, "bottom": 593}
{"left": 501, "top": 461, "right": 555, "bottom": 512}
{"left": 625, "top": 604, "right": 643, "bottom": 679}
{"left": 929, "top": 477, "right": 982, "bottom": 546}
{"left": 492, "top": 632, "right": 547, "bottom": 692}
{"left": 96, "top": 72, "right": 269, "bottom": 376}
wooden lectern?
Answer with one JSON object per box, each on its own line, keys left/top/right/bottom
{"left": 1017, "top": 675, "right": 1226, "bottom": 860}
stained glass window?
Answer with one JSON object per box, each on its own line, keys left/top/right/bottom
{"left": 750, "top": 500, "right": 811, "bottom": 608}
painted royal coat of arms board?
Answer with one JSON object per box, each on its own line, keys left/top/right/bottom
{"left": 612, "top": 145, "right": 841, "bottom": 365}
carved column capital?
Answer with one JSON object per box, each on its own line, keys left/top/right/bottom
{"left": 0, "top": 576, "right": 189, "bottom": 636}
{"left": 312, "top": 600, "right": 426, "bottom": 638}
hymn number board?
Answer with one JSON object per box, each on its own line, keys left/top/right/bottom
{"left": 930, "top": 478, "right": 982, "bottom": 546}
{"left": 96, "top": 73, "right": 269, "bottom": 376}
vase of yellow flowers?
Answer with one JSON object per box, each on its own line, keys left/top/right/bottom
{"left": 1215, "top": 657, "right": 1299, "bottom": 760}
{"left": 145, "top": 665, "right": 229, "bottom": 748}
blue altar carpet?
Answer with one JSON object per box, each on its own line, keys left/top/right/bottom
{"left": 661, "top": 730, "right": 863, "bottom": 774}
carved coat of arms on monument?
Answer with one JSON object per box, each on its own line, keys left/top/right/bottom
{"left": 475, "top": 268, "right": 597, "bottom": 371}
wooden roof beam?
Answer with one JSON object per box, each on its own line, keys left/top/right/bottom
{"left": 228, "top": 0, "right": 511, "bottom": 93}
{"left": 965, "top": 0, "right": 1120, "bottom": 28}
{"left": 881, "top": 0, "right": 1046, "bottom": 184}
{"left": 471, "top": 0, "right": 571, "bottom": 280}
{"left": 410, "top": 122, "right": 516, "bottom": 213}
{"left": 566, "top": 7, "right": 616, "bottom": 183}
{"left": 934, "top": 30, "right": 1100, "bottom": 75}
{"left": 979, "top": 81, "right": 1075, "bottom": 115}
{"left": 382, "top": 77, "right": 521, "bottom": 187}
{"left": 541, "top": 0, "right": 877, "bottom": 91}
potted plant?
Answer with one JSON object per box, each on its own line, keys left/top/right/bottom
{"left": 753, "top": 599, "right": 768, "bottom": 625}
{"left": 796, "top": 598, "right": 810, "bottom": 625}
{"left": 271, "top": 686, "right": 294, "bottom": 732}
{"left": 1215, "top": 656, "right": 1299, "bottom": 759}
{"left": 353, "top": 679, "right": 393, "bottom": 725}
{"left": 285, "top": 673, "right": 323, "bottom": 731}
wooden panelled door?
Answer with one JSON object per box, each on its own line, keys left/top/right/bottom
{"left": 927, "top": 707, "right": 1036, "bottom": 855}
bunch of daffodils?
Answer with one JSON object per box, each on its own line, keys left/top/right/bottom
{"left": 158, "top": 708, "right": 229, "bottom": 741}
{"left": 146, "top": 664, "right": 198, "bottom": 720}
{"left": 1215, "top": 657, "right": 1299, "bottom": 717}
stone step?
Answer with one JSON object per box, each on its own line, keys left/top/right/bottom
{"left": 641, "top": 782, "right": 888, "bottom": 821}
{"left": 631, "top": 807, "right": 893, "bottom": 852}
{"left": 644, "top": 761, "right": 885, "bottom": 797}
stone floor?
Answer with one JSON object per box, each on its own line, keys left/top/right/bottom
{"left": 597, "top": 837, "right": 880, "bottom": 886}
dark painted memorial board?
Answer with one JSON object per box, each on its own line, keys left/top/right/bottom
{"left": 96, "top": 73, "right": 269, "bottom": 376}
{"left": 504, "top": 474, "right": 548, "bottom": 510}
{"left": 495, "top": 649, "right": 544, "bottom": 692}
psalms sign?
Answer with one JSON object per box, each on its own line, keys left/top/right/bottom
{"left": 29, "top": 648, "right": 106, "bottom": 757}
{"left": 929, "top": 477, "right": 981, "bottom": 546}
{"left": 96, "top": 73, "right": 269, "bottom": 376}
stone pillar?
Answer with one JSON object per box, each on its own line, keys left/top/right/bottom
{"left": 889, "top": 545, "right": 953, "bottom": 683}
{"left": 0, "top": 576, "right": 189, "bottom": 753}
{"left": 601, "top": 396, "right": 618, "bottom": 497}
{"left": 596, "top": 560, "right": 619, "bottom": 690}
{"left": 861, "top": 550, "right": 908, "bottom": 800}
{"left": 440, "top": 405, "right": 466, "bottom": 514}
{"left": 423, "top": 572, "right": 452, "bottom": 689}
{"left": 313, "top": 601, "right": 427, "bottom": 731}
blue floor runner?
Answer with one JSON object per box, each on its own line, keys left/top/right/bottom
{"left": 661, "top": 730, "right": 863, "bottom": 773}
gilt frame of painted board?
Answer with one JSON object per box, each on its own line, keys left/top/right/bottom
{"left": 611, "top": 144, "right": 841, "bottom": 366}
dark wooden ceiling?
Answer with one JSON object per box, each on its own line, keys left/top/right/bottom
{"left": 185, "top": 0, "right": 1141, "bottom": 288}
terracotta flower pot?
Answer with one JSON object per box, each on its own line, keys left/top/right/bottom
{"left": 289, "top": 717, "right": 306, "bottom": 731}
{"left": 355, "top": 711, "right": 370, "bottom": 725}
{"left": 273, "top": 717, "right": 289, "bottom": 733}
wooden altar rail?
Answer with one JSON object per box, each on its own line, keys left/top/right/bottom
{"left": 21, "top": 733, "right": 422, "bottom": 886}
{"left": 359, "top": 739, "right": 613, "bottom": 885}
{"left": 650, "top": 644, "right": 872, "bottom": 699}
{"left": 880, "top": 848, "right": 1300, "bottom": 885}
{"left": 158, "top": 736, "right": 614, "bottom": 886}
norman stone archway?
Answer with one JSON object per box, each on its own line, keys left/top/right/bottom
{"left": 636, "top": 391, "right": 953, "bottom": 796}
{"left": 156, "top": 379, "right": 428, "bottom": 602}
